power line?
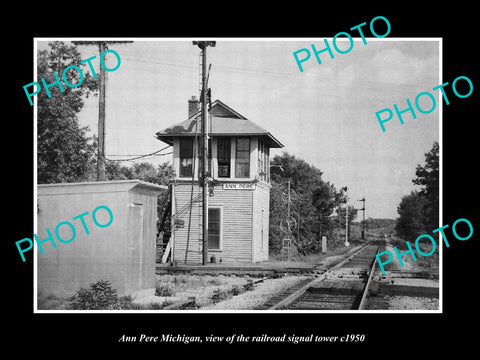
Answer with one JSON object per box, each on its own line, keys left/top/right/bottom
{"left": 120, "top": 53, "right": 436, "bottom": 92}
{"left": 103, "top": 145, "right": 172, "bottom": 162}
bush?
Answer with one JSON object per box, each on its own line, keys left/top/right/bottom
{"left": 155, "top": 282, "right": 175, "bottom": 297}
{"left": 68, "top": 280, "right": 118, "bottom": 310}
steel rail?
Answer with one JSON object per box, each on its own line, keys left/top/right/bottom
{"left": 357, "top": 241, "right": 383, "bottom": 310}
{"left": 269, "top": 241, "right": 372, "bottom": 310}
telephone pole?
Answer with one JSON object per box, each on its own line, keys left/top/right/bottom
{"left": 193, "top": 40, "right": 216, "bottom": 265}
{"left": 343, "top": 187, "right": 350, "bottom": 247}
{"left": 345, "top": 198, "right": 349, "bottom": 247}
{"left": 97, "top": 42, "right": 106, "bottom": 181}
{"left": 72, "top": 41, "right": 133, "bottom": 181}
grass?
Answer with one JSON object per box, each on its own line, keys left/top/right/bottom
{"left": 269, "top": 240, "right": 363, "bottom": 264}
{"left": 386, "top": 232, "right": 439, "bottom": 271}
{"left": 37, "top": 292, "right": 159, "bottom": 310}
{"left": 151, "top": 274, "right": 254, "bottom": 308}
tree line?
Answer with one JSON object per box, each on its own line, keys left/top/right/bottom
{"left": 268, "top": 152, "right": 358, "bottom": 254}
{"left": 395, "top": 142, "right": 439, "bottom": 239}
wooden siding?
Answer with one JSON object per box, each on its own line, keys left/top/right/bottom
{"left": 210, "top": 105, "right": 235, "bottom": 118}
{"left": 171, "top": 183, "right": 203, "bottom": 264}
{"left": 252, "top": 181, "right": 271, "bottom": 262}
{"left": 171, "top": 182, "right": 255, "bottom": 264}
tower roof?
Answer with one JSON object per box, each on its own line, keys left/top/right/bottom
{"left": 155, "top": 99, "right": 284, "bottom": 148}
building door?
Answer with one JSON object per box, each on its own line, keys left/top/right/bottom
{"left": 127, "top": 203, "right": 144, "bottom": 289}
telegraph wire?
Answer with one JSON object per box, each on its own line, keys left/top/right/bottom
{"left": 103, "top": 145, "right": 172, "bottom": 162}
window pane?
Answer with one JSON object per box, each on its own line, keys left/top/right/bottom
{"left": 180, "top": 138, "right": 194, "bottom": 177}
{"left": 236, "top": 151, "right": 250, "bottom": 160}
{"left": 218, "top": 138, "right": 230, "bottom": 161}
{"left": 217, "top": 138, "right": 231, "bottom": 178}
{"left": 237, "top": 138, "right": 249, "bottom": 151}
{"left": 218, "top": 165, "right": 230, "bottom": 178}
{"left": 208, "top": 208, "right": 221, "bottom": 250}
{"left": 235, "top": 138, "right": 250, "bottom": 178}
{"left": 180, "top": 158, "right": 193, "bottom": 177}
{"left": 180, "top": 138, "right": 193, "bottom": 157}
{"left": 235, "top": 163, "right": 250, "bottom": 178}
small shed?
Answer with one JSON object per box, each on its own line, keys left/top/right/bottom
{"left": 36, "top": 180, "right": 166, "bottom": 299}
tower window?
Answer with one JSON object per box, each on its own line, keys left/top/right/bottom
{"left": 235, "top": 138, "right": 250, "bottom": 178}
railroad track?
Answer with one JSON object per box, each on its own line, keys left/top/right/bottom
{"left": 257, "top": 241, "right": 384, "bottom": 310}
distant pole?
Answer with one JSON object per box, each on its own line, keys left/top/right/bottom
{"left": 296, "top": 211, "right": 300, "bottom": 243}
{"left": 97, "top": 41, "right": 106, "bottom": 181}
{"left": 344, "top": 186, "right": 349, "bottom": 247}
{"left": 193, "top": 40, "right": 216, "bottom": 265}
{"left": 287, "top": 180, "right": 291, "bottom": 219}
{"left": 363, "top": 199, "right": 366, "bottom": 238}
{"left": 358, "top": 197, "right": 366, "bottom": 240}
{"left": 345, "top": 200, "right": 348, "bottom": 246}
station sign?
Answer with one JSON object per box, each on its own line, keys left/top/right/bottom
{"left": 222, "top": 183, "right": 256, "bottom": 190}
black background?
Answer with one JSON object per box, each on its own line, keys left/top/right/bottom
{"left": 5, "top": 3, "right": 478, "bottom": 355}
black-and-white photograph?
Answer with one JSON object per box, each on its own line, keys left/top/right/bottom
{"left": 32, "top": 38, "right": 441, "bottom": 313}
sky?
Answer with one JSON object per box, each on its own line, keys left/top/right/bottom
{"left": 37, "top": 38, "right": 440, "bottom": 219}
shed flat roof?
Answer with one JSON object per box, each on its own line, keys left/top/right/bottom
{"left": 38, "top": 179, "right": 167, "bottom": 195}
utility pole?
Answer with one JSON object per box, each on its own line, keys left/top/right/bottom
{"left": 343, "top": 186, "right": 350, "bottom": 247}
{"left": 287, "top": 180, "right": 291, "bottom": 220}
{"left": 193, "top": 40, "right": 216, "bottom": 265}
{"left": 358, "top": 197, "right": 366, "bottom": 240}
{"left": 97, "top": 41, "right": 106, "bottom": 181}
{"left": 345, "top": 199, "right": 349, "bottom": 247}
{"left": 72, "top": 40, "right": 133, "bottom": 181}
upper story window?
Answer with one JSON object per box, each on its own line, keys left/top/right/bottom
{"left": 235, "top": 138, "right": 250, "bottom": 178}
{"left": 179, "top": 138, "right": 194, "bottom": 177}
{"left": 217, "top": 137, "right": 231, "bottom": 178}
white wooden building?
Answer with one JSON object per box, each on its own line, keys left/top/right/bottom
{"left": 156, "top": 97, "right": 283, "bottom": 264}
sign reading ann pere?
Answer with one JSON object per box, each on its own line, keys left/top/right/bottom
{"left": 222, "top": 183, "right": 256, "bottom": 190}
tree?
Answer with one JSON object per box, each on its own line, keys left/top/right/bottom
{"left": 104, "top": 161, "right": 175, "bottom": 237}
{"left": 37, "top": 41, "right": 98, "bottom": 183}
{"left": 312, "top": 181, "right": 337, "bottom": 217}
{"left": 104, "top": 160, "right": 175, "bottom": 185}
{"left": 413, "top": 142, "right": 439, "bottom": 230}
{"left": 337, "top": 205, "right": 358, "bottom": 227}
{"left": 395, "top": 191, "right": 428, "bottom": 239}
{"left": 395, "top": 141, "right": 439, "bottom": 239}
{"left": 269, "top": 152, "right": 346, "bottom": 254}
{"left": 312, "top": 181, "right": 347, "bottom": 246}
